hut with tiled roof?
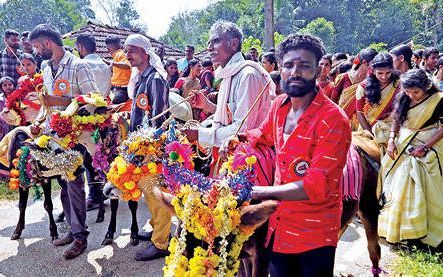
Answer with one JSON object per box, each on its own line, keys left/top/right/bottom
{"left": 63, "top": 21, "right": 184, "bottom": 60}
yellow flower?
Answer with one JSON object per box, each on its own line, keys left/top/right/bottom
{"left": 36, "top": 135, "right": 51, "bottom": 148}
{"left": 147, "top": 162, "right": 157, "bottom": 174}
{"left": 133, "top": 167, "right": 142, "bottom": 174}
{"left": 245, "top": 155, "right": 257, "bottom": 166}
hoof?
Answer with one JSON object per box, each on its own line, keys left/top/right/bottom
{"left": 95, "top": 216, "right": 105, "bottom": 223}
{"left": 11, "top": 232, "right": 21, "bottom": 240}
{"left": 101, "top": 237, "right": 114, "bottom": 245}
{"left": 130, "top": 237, "right": 139, "bottom": 246}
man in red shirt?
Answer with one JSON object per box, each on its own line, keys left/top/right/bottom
{"left": 245, "top": 34, "right": 351, "bottom": 276}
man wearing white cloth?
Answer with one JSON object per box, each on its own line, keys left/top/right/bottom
{"left": 184, "top": 21, "right": 274, "bottom": 172}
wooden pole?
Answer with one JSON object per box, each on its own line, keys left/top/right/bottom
{"left": 264, "top": 0, "right": 274, "bottom": 50}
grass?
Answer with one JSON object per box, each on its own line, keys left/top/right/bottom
{"left": 0, "top": 179, "right": 62, "bottom": 201}
{"left": 0, "top": 179, "right": 18, "bottom": 200}
{"left": 391, "top": 245, "right": 443, "bottom": 276}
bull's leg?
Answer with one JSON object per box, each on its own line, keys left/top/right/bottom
{"left": 102, "top": 198, "right": 119, "bottom": 245}
{"left": 96, "top": 200, "right": 106, "bottom": 223}
{"left": 339, "top": 199, "right": 359, "bottom": 238}
{"left": 357, "top": 209, "right": 381, "bottom": 276}
{"left": 128, "top": 200, "right": 139, "bottom": 246}
{"left": 358, "top": 156, "right": 382, "bottom": 276}
{"left": 11, "top": 187, "right": 29, "bottom": 240}
{"left": 42, "top": 181, "right": 58, "bottom": 240}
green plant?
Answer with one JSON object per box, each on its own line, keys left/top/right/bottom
{"left": 391, "top": 246, "right": 443, "bottom": 276}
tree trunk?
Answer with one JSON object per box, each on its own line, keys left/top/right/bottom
{"left": 264, "top": 0, "right": 274, "bottom": 50}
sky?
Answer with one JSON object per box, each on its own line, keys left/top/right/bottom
{"left": 92, "top": 0, "right": 212, "bottom": 38}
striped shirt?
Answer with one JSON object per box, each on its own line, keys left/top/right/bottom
{"left": 43, "top": 51, "right": 97, "bottom": 104}
{"left": 129, "top": 66, "right": 169, "bottom": 131}
{"left": 247, "top": 91, "right": 351, "bottom": 254}
{"left": 0, "top": 48, "right": 22, "bottom": 82}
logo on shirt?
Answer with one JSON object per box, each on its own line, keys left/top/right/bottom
{"left": 136, "top": 93, "right": 150, "bottom": 111}
{"left": 290, "top": 158, "right": 310, "bottom": 177}
{"left": 54, "top": 79, "right": 70, "bottom": 96}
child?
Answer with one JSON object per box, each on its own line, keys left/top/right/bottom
{"left": 0, "top": 76, "right": 15, "bottom": 138}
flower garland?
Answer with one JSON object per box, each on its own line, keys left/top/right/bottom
{"left": 5, "top": 73, "right": 43, "bottom": 126}
{"left": 49, "top": 93, "right": 112, "bottom": 149}
{"left": 163, "top": 144, "right": 257, "bottom": 277}
{"left": 9, "top": 146, "right": 32, "bottom": 190}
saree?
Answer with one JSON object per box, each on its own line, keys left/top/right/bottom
{"left": 336, "top": 73, "right": 360, "bottom": 131}
{"left": 378, "top": 92, "right": 443, "bottom": 247}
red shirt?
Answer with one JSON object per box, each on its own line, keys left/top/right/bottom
{"left": 317, "top": 80, "right": 334, "bottom": 99}
{"left": 247, "top": 91, "right": 351, "bottom": 254}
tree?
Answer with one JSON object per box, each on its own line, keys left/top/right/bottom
{"left": 93, "top": 0, "right": 142, "bottom": 30}
{"left": 0, "top": 0, "right": 88, "bottom": 48}
{"left": 299, "top": 18, "right": 336, "bottom": 53}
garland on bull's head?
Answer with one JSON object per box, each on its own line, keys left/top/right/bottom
{"left": 49, "top": 93, "right": 112, "bottom": 149}
{"left": 162, "top": 142, "right": 258, "bottom": 277}
{"left": 106, "top": 119, "right": 194, "bottom": 201}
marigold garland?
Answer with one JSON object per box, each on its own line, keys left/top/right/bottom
{"left": 49, "top": 93, "right": 112, "bottom": 149}
{"left": 163, "top": 144, "right": 257, "bottom": 277}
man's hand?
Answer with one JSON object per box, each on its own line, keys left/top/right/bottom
{"left": 41, "top": 94, "right": 70, "bottom": 107}
{"left": 219, "top": 134, "right": 248, "bottom": 160}
{"left": 183, "top": 128, "right": 199, "bottom": 142}
{"left": 189, "top": 90, "right": 216, "bottom": 114}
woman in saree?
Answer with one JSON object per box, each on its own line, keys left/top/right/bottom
{"left": 356, "top": 53, "right": 400, "bottom": 136}
{"left": 379, "top": 69, "right": 443, "bottom": 248}
{"left": 174, "top": 59, "right": 202, "bottom": 98}
{"left": 332, "top": 48, "right": 378, "bottom": 130}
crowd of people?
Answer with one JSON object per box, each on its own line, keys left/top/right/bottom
{"left": 0, "top": 19, "right": 442, "bottom": 276}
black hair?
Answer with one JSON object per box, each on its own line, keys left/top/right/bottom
{"left": 164, "top": 58, "right": 177, "bottom": 68}
{"left": 394, "top": 69, "right": 438, "bottom": 125}
{"left": 182, "top": 59, "right": 200, "bottom": 77}
{"left": 29, "top": 24, "right": 63, "bottom": 46}
{"left": 276, "top": 33, "right": 325, "bottom": 64}
{"left": 19, "top": 53, "right": 36, "bottom": 64}
{"left": 321, "top": 54, "right": 333, "bottom": 65}
{"left": 338, "top": 61, "right": 352, "bottom": 73}
{"left": 4, "top": 29, "right": 19, "bottom": 39}
{"left": 354, "top": 48, "right": 378, "bottom": 70}
{"left": 390, "top": 44, "right": 413, "bottom": 69}
{"left": 0, "top": 76, "right": 15, "bottom": 94}
{"left": 202, "top": 58, "right": 213, "bottom": 67}
{"left": 365, "top": 53, "right": 399, "bottom": 105}
{"left": 262, "top": 52, "right": 278, "bottom": 70}
{"left": 413, "top": 49, "right": 424, "bottom": 58}
{"left": 186, "top": 45, "right": 195, "bottom": 52}
{"left": 332, "top": 52, "right": 347, "bottom": 61}
{"left": 20, "top": 31, "right": 30, "bottom": 39}
{"left": 270, "top": 70, "right": 281, "bottom": 85}
{"left": 268, "top": 47, "right": 276, "bottom": 53}
{"left": 249, "top": 47, "right": 257, "bottom": 51}
{"left": 105, "top": 36, "right": 121, "bottom": 46}
{"left": 76, "top": 34, "right": 97, "bottom": 53}
{"left": 436, "top": 57, "right": 443, "bottom": 68}
{"left": 423, "top": 47, "right": 439, "bottom": 59}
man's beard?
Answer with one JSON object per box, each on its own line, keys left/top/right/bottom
{"left": 40, "top": 49, "right": 53, "bottom": 60}
{"left": 281, "top": 76, "right": 316, "bottom": 98}
{"left": 8, "top": 43, "right": 20, "bottom": 50}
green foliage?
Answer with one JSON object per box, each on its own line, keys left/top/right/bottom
{"left": 299, "top": 17, "right": 336, "bottom": 53}
{"left": 161, "top": 0, "right": 443, "bottom": 55}
{"left": 242, "top": 36, "right": 263, "bottom": 56}
{"left": 391, "top": 247, "right": 443, "bottom": 276}
{"left": 0, "top": 181, "right": 17, "bottom": 200}
{"left": 274, "top": 32, "right": 285, "bottom": 48}
{"left": 0, "top": 0, "right": 91, "bottom": 48}
{"left": 115, "top": 0, "right": 141, "bottom": 30}
{"left": 368, "top": 42, "right": 388, "bottom": 52}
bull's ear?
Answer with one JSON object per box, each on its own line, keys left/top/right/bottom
{"left": 240, "top": 200, "right": 278, "bottom": 229}
{"left": 152, "top": 186, "right": 176, "bottom": 215}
